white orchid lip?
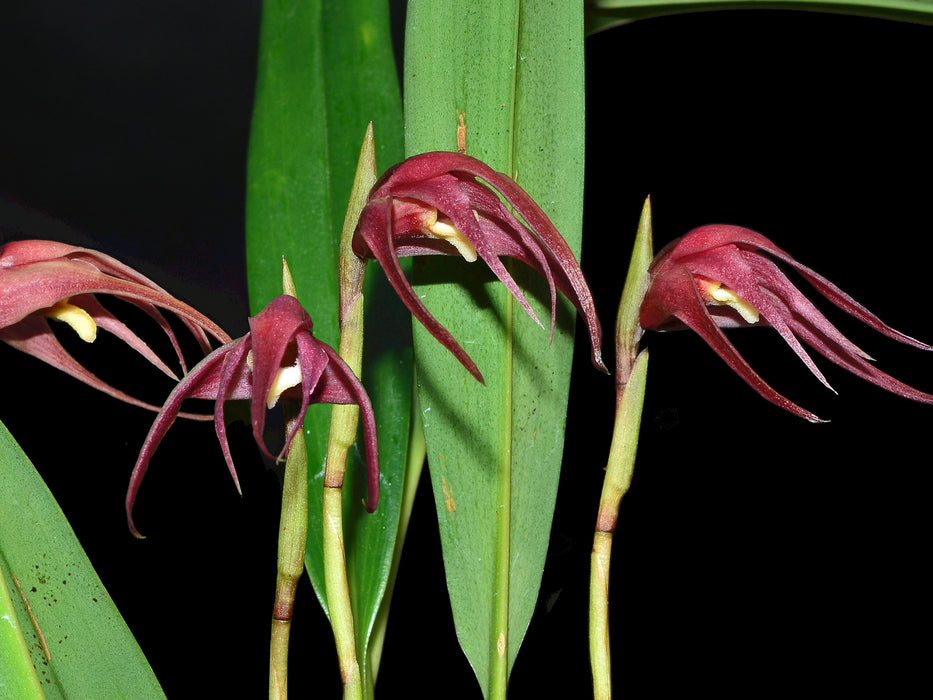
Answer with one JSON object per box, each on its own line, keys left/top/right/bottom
{"left": 45, "top": 299, "right": 98, "bottom": 342}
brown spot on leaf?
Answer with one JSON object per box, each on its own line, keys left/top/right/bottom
{"left": 441, "top": 476, "right": 456, "bottom": 512}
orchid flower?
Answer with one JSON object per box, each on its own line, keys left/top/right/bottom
{"left": 125, "top": 294, "right": 379, "bottom": 537}
{"left": 639, "top": 224, "right": 933, "bottom": 421}
{"left": 0, "top": 238, "right": 230, "bottom": 411}
{"left": 352, "top": 151, "right": 606, "bottom": 382}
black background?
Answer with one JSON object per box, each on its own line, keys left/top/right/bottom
{"left": 2, "top": 3, "right": 931, "bottom": 697}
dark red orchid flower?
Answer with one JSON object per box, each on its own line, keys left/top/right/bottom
{"left": 126, "top": 294, "right": 379, "bottom": 537}
{"left": 352, "top": 151, "right": 606, "bottom": 382}
{"left": 0, "top": 239, "right": 230, "bottom": 411}
{"left": 640, "top": 224, "right": 933, "bottom": 422}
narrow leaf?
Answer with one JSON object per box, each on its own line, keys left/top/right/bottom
{"left": 585, "top": 0, "right": 933, "bottom": 33}
{"left": 404, "top": 2, "right": 586, "bottom": 694}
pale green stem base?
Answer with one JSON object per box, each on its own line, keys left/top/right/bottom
{"left": 323, "top": 482, "right": 363, "bottom": 699}
{"left": 588, "top": 350, "right": 649, "bottom": 700}
{"left": 590, "top": 530, "right": 613, "bottom": 700}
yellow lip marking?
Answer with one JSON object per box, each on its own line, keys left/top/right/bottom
{"left": 45, "top": 299, "right": 98, "bottom": 342}
{"left": 699, "top": 279, "right": 760, "bottom": 324}
{"left": 423, "top": 210, "right": 479, "bottom": 263}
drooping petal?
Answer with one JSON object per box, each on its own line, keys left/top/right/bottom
{"left": 272, "top": 330, "right": 329, "bottom": 464}
{"left": 362, "top": 195, "right": 485, "bottom": 382}
{"left": 1, "top": 248, "right": 231, "bottom": 411}
{"left": 356, "top": 151, "right": 605, "bottom": 377}
{"left": 673, "top": 225, "right": 933, "bottom": 351}
{"left": 125, "top": 339, "right": 245, "bottom": 538}
{"left": 73, "top": 294, "right": 181, "bottom": 379}
{"left": 784, "top": 309, "right": 933, "bottom": 405}
{"left": 386, "top": 172, "right": 546, "bottom": 328}
{"left": 315, "top": 343, "right": 381, "bottom": 512}
{"left": 681, "top": 244, "right": 835, "bottom": 391}
{"left": 645, "top": 263, "right": 823, "bottom": 422}
{"left": 246, "top": 295, "right": 326, "bottom": 456}
{"left": 212, "top": 337, "right": 253, "bottom": 487}
{"left": 0, "top": 315, "right": 176, "bottom": 413}
{"left": 642, "top": 223, "right": 933, "bottom": 420}
{"left": 1, "top": 239, "right": 222, "bottom": 354}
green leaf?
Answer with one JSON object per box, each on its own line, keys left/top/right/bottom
{"left": 585, "top": 0, "right": 933, "bottom": 33}
{"left": 404, "top": 2, "right": 585, "bottom": 695}
{"left": 243, "top": 0, "right": 409, "bottom": 686}
{"left": 0, "top": 420, "right": 164, "bottom": 698}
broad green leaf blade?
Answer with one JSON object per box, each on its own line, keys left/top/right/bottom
{"left": 404, "top": 2, "right": 585, "bottom": 695}
{"left": 0, "top": 420, "right": 164, "bottom": 698}
{"left": 244, "top": 0, "right": 408, "bottom": 686}
{"left": 585, "top": 0, "right": 933, "bottom": 33}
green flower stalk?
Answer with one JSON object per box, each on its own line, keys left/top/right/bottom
{"left": 320, "top": 123, "right": 381, "bottom": 700}
{"left": 590, "top": 198, "right": 653, "bottom": 699}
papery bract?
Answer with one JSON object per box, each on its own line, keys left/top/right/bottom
{"left": 125, "top": 294, "right": 379, "bottom": 537}
{"left": 0, "top": 239, "right": 230, "bottom": 411}
{"left": 640, "top": 224, "right": 933, "bottom": 421}
{"left": 353, "top": 151, "right": 605, "bottom": 382}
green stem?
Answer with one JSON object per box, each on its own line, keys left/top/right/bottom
{"left": 322, "top": 123, "right": 378, "bottom": 700}
{"left": 589, "top": 197, "right": 654, "bottom": 699}
{"left": 269, "top": 419, "right": 309, "bottom": 699}
{"left": 589, "top": 351, "right": 649, "bottom": 699}
{"left": 323, "top": 480, "right": 363, "bottom": 699}
{"left": 321, "top": 274, "right": 366, "bottom": 700}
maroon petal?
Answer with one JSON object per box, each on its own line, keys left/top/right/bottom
{"left": 365, "top": 196, "right": 485, "bottom": 382}
{"left": 125, "top": 341, "right": 242, "bottom": 538}
{"left": 363, "top": 153, "right": 605, "bottom": 375}
{"left": 1, "top": 239, "right": 224, "bottom": 353}
{"left": 683, "top": 245, "right": 835, "bottom": 391}
{"left": 678, "top": 225, "right": 933, "bottom": 351}
{"left": 0, "top": 315, "right": 177, "bottom": 413}
{"left": 212, "top": 337, "right": 252, "bottom": 486}
{"left": 647, "top": 264, "right": 822, "bottom": 422}
{"left": 316, "top": 343, "right": 381, "bottom": 512}
{"left": 246, "top": 295, "right": 313, "bottom": 455}
{"left": 73, "top": 294, "right": 182, "bottom": 379}
{"left": 275, "top": 331, "right": 329, "bottom": 463}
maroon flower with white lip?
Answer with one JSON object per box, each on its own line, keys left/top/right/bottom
{"left": 125, "top": 294, "right": 379, "bottom": 537}
{"left": 352, "top": 151, "right": 606, "bottom": 382}
{"left": 639, "top": 224, "right": 933, "bottom": 421}
{"left": 0, "top": 239, "right": 230, "bottom": 411}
